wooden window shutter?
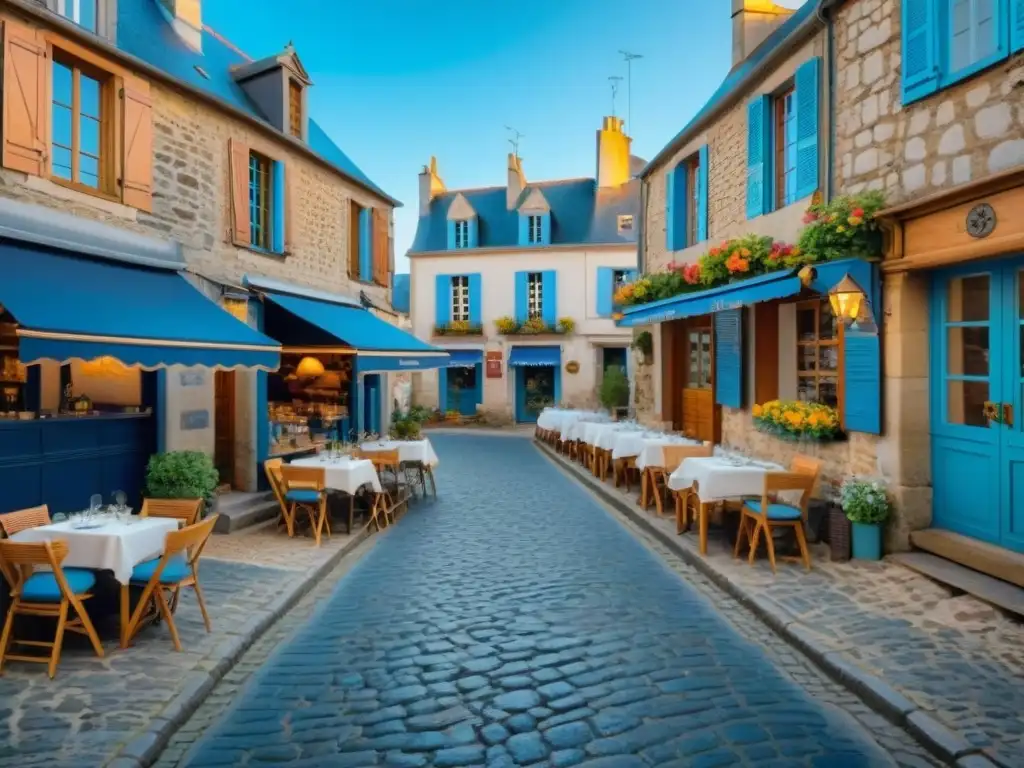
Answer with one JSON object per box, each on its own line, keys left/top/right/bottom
{"left": 2, "top": 20, "right": 48, "bottom": 177}
{"left": 228, "top": 138, "right": 250, "bottom": 245}
{"left": 120, "top": 74, "right": 153, "bottom": 212}
{"left": 372, "top": 208, "right": 390, "bottom": 286}
{"left": 348, "top": 201, "right": 361, "bottom": 277}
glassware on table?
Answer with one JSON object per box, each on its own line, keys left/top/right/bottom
{"left": 52, "top": 512, "right": 67, "bottom": 524}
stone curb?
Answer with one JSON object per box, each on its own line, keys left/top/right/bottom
{"left": 105, "top": 524, "right": 374, "bottom": 768}
{"left": 535, "top": 440, "right": 1006, "bottom": 768}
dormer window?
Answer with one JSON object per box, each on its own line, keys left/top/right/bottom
{"left": 527, "top": 215, "right": 543, "bottom": 245}
{"left": 454, "top": 220, "right": 470, "bottom": 249}
{"left": 288, "top": 80, "right": 303, "bottom": 139}
{"left": 58, "top": 0, "right": 98, "bottom": 32}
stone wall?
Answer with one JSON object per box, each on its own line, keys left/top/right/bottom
{"left": 834, "top": 0, "right": 1024, "bottom": 202}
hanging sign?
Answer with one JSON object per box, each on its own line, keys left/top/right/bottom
{"left": 486, "top": 350, "right": 503, "bottom": 378}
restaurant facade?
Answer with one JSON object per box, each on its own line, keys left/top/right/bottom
{"left": 0, "top": 0, "right": 429, "bottom": 511}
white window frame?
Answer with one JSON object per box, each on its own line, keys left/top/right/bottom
{"left": 57, "top": 0, "right": 98, "bottom": 32}
{"left": 454, "top": 220, "right": 469, "bottom": 249}
{"left": 527, "top": 272, "right": 543, "bottom": 320}
{"left": 451, "top": 275, "right": 470, "bottom": 323}
{"left": 528, "top": 215, "right": 543, "bottom": 244}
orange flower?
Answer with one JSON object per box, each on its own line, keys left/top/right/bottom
{"left": 726, "top": 253, "right": 750, "bottom": 273}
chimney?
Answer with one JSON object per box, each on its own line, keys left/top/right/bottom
{"left": 507, "top": 153, "right": 526, "bottom": 209}
{"left": 731, "top": 0, "right": 794, "bottom": 66}
{"left": 418, "top": 157, "right": 445, "bottom": 216}
{"left": 157, "top": 0, "right": 203, "bottom": 52}
{"left": 596, "top": 116, "right": 632, "bottom": 188}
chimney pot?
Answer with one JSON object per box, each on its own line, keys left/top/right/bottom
{"left": 731, "top": 0, "right": 793, "bottom": 66}
{"left": 596, "top": 115, "right": 631, "bottom": 188}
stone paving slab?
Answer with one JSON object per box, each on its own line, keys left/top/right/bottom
{"left": 168, "top": 433, "right": 939, "bottom": 767}
{"left": 0, "top": 520, "right": 366, "bottom": 768}
{"left": 538, "top": 440, "right": 1024, "bottom": 768}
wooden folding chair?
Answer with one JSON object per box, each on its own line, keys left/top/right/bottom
{"left": 355, "top": 448, "right": 403, "bottom": 528}
{"left": 736, "top": 472, "right": 816, "bottom": 573}
{"left": 140, "top": 498, "right": 203, "bottom": 528}
{"left": 643, "top": 443, "right": 712, "bottom": 517}
{"left": 263, "top": 458, "right": 290, "bottom": 529}
{"left": 0, "top": 539, "right": 103, "bottom": 678}
{"left": 0, "top": 505, "right": 51, "bottom": 537}
{"left": 121, "top": 515, "right": 219, "bottom": 650}
{"left": 279, "top": 465, "right": 330, "bottom": 545}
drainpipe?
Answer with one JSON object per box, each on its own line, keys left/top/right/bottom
{"left": 637, "top": 180, "right": 648, "bottom": 275}
{"left": 817, "top": 0, "right": 836, "bottom": 202}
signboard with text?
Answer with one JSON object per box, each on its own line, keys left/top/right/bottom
{"left": 486, "top": 351, "right": 503, "bottom": 379}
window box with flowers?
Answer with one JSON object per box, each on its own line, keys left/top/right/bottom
{"left": 433, "top": 321, "right": 485, "bottom": 337}
{"left": 494, "top": 316, "right": 576, "bottom": 336}
{"left": 752, "top": 400, "right": 843, "bottom": 442}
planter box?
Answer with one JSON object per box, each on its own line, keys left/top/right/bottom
{"left": 852, "top": 522, "right": 883, "bottom": 560}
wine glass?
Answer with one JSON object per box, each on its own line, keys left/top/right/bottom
{"left": 113, "top": 490, "right": 127, "bottom": 522}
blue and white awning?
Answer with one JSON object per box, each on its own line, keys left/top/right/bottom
{"left": 508, "top": 346, "right": 561, "bottom": 367}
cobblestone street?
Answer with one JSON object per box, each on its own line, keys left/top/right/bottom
{"left": 174, "top": 433, "right": 936, "bottom": 767}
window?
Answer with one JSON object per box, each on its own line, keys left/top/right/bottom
{"left": 451, "top": 276, "right": 470, "bottom": 322}
{"left": 617, "top": 214, "right": 634, "bottom": 233}
{"left": 248, "top": 151, "right": 272, "bottom": 250}
{"left": 949, "top": 0, "right": 1000, "bottom": 76}
{"left": 796, "top": 299, "right": 841, "bottom": 408}
{"left": 612, "top": 270, "right": 629, "bottom": 292}
{"left": 527, "top": 272, "right": 543, "bottom": 320}
{"left": 774, "top": 86, "right": 797, "bottom": 209}
{"left": 58, "top": 0, "right": 98, "bottom": 33}
{"left": 527, "top": 215, "right": 543, "bottom": 245}
{"left": 687, "top": 329, "right": 713, "bottom": 389}
{"left": 454, "top": 220, "right": 470, "bottom": 249}
{"left": 288, "top": 80, "right": 303, "bottom": 138}
{"left": 686, "top": 156, "right": 700, "bottom": 246}
{"left": 51, "top": 57, "right": 105, "bottom": 190}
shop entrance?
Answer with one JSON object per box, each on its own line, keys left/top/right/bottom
{"left": 363, "top": 373, "right": 381, "bottom": 436}
{"left": 931, "top": 258, "right": 1024, "bottom": 554}
{"left": 214, "top": 370, "right": 235, "bottom": 489}
{"left": 445, "top": 365, "right": 481, "bottom": 417}
{"left": 662, "top": 317, "right": 718, "bottom": 442}
{"left": 515, "top": 366, "right": 555, "bottom": 423}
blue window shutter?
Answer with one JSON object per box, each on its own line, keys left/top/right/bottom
{"left": 843, "top": 332, "right": 881, "bottom": 434}
{"left": 514, "top": 271, "right": 529, "bottom": 323}
{"left": 714, "top": 309, "right": 743, "bottom": 409}
{"left": 359, "top": 208, "right": 372, "bottom": 280}
{"left": 626, "top": 269, "right": 638, "bottom": 282}
{"left": 596, "top": 267, "right": 614, "bottom": 317}
{"left": 697, "top": 145, "right": 709, "bottom": 243}
{"left": 272, "top": 161, "right": 286, "bottom": 253}
{"left": 468, "top": 273, "right": 482, "bottom": 326}
{"left": 794, "top": 57, "right": 820, "bottom": 201}
{"left": 1014, "top": 0, "right": 1024, "bottom": 52}
{"left": 518, "top": 215, "right": 529, "bottom": 246}
{"left": 746, "top": 96, "right": 769, "bottom": 219}
{"left": 434, "top": 274, "right": 450, "bottom": 328}
{"left": 901, "top": 0, "right": 939, "bottom": 103}
{"left": 542, "top": 270, "right": 557, "bottom": 327}
{"left": 446, "top": 221, "right": 457, "bottom": 250}
{"left": 665, "top": 168, "right": 676, "bottom": 251}
{"left": 540, "top": 213, "right": 552, "bottom": 245}
{"left": 467, "top": 218, "right": 479, "bottom": 248}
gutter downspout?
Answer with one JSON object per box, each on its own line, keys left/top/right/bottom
{"left": 637, "top": 181, "right": 648, "bottom": 275}
{"left": 817, "top": 0, "right": 836, "bottom": 203}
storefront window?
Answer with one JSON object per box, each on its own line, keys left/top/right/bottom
{"left": 796, "top": 299, "right": 840, "bottom": 408}
{"left": 1, "top": 310, "right": 26, "bottom": 414}
{"left": 268, "top": 353, "right": 352, "bottom": 456}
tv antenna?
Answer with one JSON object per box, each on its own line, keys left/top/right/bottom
{"left": 619, "top": 50, "right": 644, "bottom": 132}
{"left": 505, "top": 125, "right": 524, "bottom": 157}
{"left": 608, "top": 76, "right": 623, "bottom": 118}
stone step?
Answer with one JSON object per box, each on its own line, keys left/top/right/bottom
{"left": 212, "top": 491, "right": 280, "bottom": 534}
{"left": 910, "top": 527, "right": 1024, "bottom": 588}
{"left": 892, "top": 550, "right": 1024, "bottom": 618}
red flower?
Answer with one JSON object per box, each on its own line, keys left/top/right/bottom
{"left": 682, "top": 263, "right": 702, "bottom": 284}
{"left": 802, "top": 211, "right": 818, "bottom": 224}
{"left": 851, "top": 207, "right": 865, "bottom": 218}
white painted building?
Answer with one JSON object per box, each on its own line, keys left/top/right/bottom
{"left": 406, "top": 116, "right": 641, "bottom": 423}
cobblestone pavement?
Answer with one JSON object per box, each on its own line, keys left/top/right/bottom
{"left": 174, "top": 433, "right": 938, "bottom": 767}
{"left": 547, "top": 444, "right": 1024, "bottom": 767}
{"left": 0, "top": 521, "right": 358, "bottom": 768}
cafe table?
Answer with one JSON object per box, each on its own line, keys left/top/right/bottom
{"left": 291, "top": 455, "right": 382, "bottom": 495}
{"left": 668, "top": 455, "right": 784, "bottom": 554}
{"left": 12, "top": 515, "right": 179, "bottom": 585}
{"left": 361, "top": 438, "right": 439, "bottom": 468}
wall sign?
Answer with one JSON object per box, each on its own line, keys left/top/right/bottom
{"left": 180, "top": 409, "right": 210, "bottom": 431}
{"left": 966, "top": 203, "right": 996, "bottom": 239}
{"left": 485, "top": 350, "right": 503, "bottom": 379}
{"left": 179, "top": 370, "right": 206, "bottom": 387}
{"left": 565, "top": 360, "right": 580, "bottom": 374}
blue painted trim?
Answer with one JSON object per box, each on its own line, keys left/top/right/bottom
{"left": 467, "top": 217, "right": 479, "bottom": 248}
{"left": 714, "top": 309, "right": 743, "bottom": 409}
{"left": 359, "top": 207, "right": 373, "bottom": 281}
{"left": 746, "top": 95, "right": 771, "bottom": 219}
{"left": 596, "top": 267, "right": 614, "bottom": 317}
{"left": 438, "top": 367, "right": 448, "bottom": 413}
{"left": 446, "top": 220, "right": 457, "bottom": 250}
{"left": 272, "top": 160, "right": 286, "bottom": 253}
{"left": 697, "top": 145, "right": 709, "bottom": 243}
{"left": 554, "top": 359, "right": 562, "bottom": 406}
{"left": 794, "top": 57, "right": 820, "bottom": 201}
{"left": 156, "top": 370, "right": 167, "bottom": 452}
{"left": 541, "top": 270, "right": 557, "bottom": 327}
{"left": 1014, "top": 0, "right": 1024, "bottom": 52}
{"left": 435, "top": 274, "right": 450, "bottom": 328}
{"left": 253, "top": 300, "right": 268, "bottom": 471}
{"left": 468, "top": 273, "right": 482, "bottom": 326}
{"left": 514, "top": 271, "right": 529, "bottom": 323}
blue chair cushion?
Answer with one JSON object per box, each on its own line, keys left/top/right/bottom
{"left": 285, "top": 489, "right": 322, "bottom": 504}
{"left": 21, "top": 568, "right": 96, "bottom": 601}
{"left": 745, "top": 500, "right": 802, "bottom": 521}
{"left": 130, "top": 554, "right": 190, "bottom": 584}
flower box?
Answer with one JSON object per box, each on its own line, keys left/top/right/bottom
{"left": 433, "top": 322, "right": 484, "bottom": 337}
{"left": 752, "top": 400, "right": 843, "bottom": 442}
{"left": 494, "top": 316, "right": 575, "bottom": 336}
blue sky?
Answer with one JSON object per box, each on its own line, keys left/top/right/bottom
{"left": 203, "top": 0, "right": 803, "bottom": 273}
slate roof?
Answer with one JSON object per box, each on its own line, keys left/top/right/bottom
{"left": 409, "top": 177, "right": 640, "bottom": 254}
{"left": 116, "top": 0, "right": 396, "bottom": 204}
{"left": 641, "top": 0, "right": 821, "bottom": 176}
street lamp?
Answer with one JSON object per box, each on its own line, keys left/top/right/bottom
{"left": 829, "top": 274, "right": 866, "bottom": 324}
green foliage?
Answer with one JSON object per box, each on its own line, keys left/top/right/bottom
{"left": 840, "top": 477, "right": 892, "bottom": 525}
{"left": 797, "top": 191, "right": 886, "bottom": 264}
{"left": 599, "top": 366, "right": 630, "bottom": 411}
{"left": 631, "top": 331, "right": 653, "bottom": 356}
{"left": 146, "top": 451, "right": 218, "bottom": 506}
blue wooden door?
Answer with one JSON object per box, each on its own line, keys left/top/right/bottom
{"left": 515, "top": 366, "right": 554, "bottom": 423}
{"left": 363, "top": 374, "right": 381, "bottom": 436}
{"left": 931, "top": 260, "right": 1024, "bottom": 553}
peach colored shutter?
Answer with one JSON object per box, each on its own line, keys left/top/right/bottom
{"left": 372, "top": 208, "right": 390, "bottom": 286}
{"left": 2, "top": 20, "right": 48, "bottom": 177}
{"left": 120, "top": 74, "right": 153, "bottom": 212}
{"left": 228, "top": 138, "right": 250, "bottom": 245}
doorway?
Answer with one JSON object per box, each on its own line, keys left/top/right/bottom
{"left": 214, "top": 370, "right": 235, "bottom": 489}
{"left": 363, "top": 374, "right": 381, "bottom": 436}
{"left": 446, "top": 365, "right": 481, "bottom": 417}
{"left": 931, "top": 259, "right": 1024, "bottom": 553}
{"left": 515, "top": 366, "right": 555, "bottom": 423}
{"left": 680, "top": 319, "right": 717, "bottom": 442}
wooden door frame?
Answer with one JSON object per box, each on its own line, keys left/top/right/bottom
{"left": 214, "top": 370, "right": 236, "bottom": 489}
{"left": 679, "top": 315, "right": 721, "bottom": 443}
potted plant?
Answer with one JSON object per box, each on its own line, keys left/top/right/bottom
{"left": 599, "top": 365, "right": 629, "bottom": 418}
{"left": 556, "top": 317, "right": 576, "bottom": 335}
{"left": 631, "top": 331, "right": 653, "bottom": 365}
{"left": 840, "top": 477, "right": 891, "bottom": 560}
{"left": 146, "top": 450, "right": 219, "bottom": 516}
{"left": 495, "top": 316, "right": 519, "bottom": 334}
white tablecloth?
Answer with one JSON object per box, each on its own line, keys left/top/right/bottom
{"left": 593, "top": 424, "right": 644, "bottom": 451}
{"left": 536, "top": 409, "right": 609, "bottom": 437}
{"left": 291, "top": 456, "right": 382, "bottom": 495}
{"left": 667, "top": 456, "right": 783, "bottom": 498}
{"left": 12, "top": 516, "right": 179, "bottom": 585}
{"left": 635, "top": 436, "right": 705, "bottom": 471}
{"left": 361, "top": 439, "right": 439, "bottom": 467}
{"left": 564, "top": 416, "right": 612, "bottom": 441}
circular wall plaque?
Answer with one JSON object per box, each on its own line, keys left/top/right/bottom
{"left": 966, "top": 203, "right": 996, "bottom": 239}
{"left": 565, "top": 360, "right": 580, "bottom": 374}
